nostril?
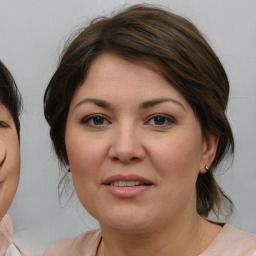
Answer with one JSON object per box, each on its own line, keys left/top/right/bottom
{"left": 112, "top": 156, "right": 119, "bottom": 161}
{"left": 111, "top": 156, "right": 139, "bottom": 163}
{"left": 108, "top": 141, "right": 145, "bottom": 163}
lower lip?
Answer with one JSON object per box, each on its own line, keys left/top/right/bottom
{"left": 103, "top": 185, "right": 152, "bottom": 198}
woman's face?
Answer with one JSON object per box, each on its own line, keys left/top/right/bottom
{"left": 65, "top": 53, "right": 218, "bottom": 233}
{"left": 0, "top": 104, "right": 20, "bottom": 221}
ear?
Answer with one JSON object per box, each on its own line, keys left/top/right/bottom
{"left": 199, "top": 133, "right": 219, "bottom": 174}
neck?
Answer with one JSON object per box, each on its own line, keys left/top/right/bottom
{"left": 98, "top": 213, "right": 221, "bottom": 256}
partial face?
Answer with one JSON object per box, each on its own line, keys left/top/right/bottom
{"left": 0, "top": 104, "right": 20, "bottom": 220}
{"left": 65, "top": 54, "right": 217, "bottom": 233}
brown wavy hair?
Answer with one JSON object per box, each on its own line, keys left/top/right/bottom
{"left": 44, "top": 4, "right": 234, "bottom": 217}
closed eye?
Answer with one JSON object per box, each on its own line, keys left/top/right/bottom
{"left": 145, "top": 114, "right": 176, "bottom": 127}
{"left": 81, "top": 114, "right": 111, "bottom": 127}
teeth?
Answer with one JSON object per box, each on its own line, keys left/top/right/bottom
{"left": 110, "top": 181, "right": 142, "bottom": 187}
{"left": 119, "top": 181, "right": 126, "bottom": 187}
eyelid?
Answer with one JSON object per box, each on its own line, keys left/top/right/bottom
{"left": 81, "top": 114, "right": 111, "bottom": 126}
{"left": 145, "top": 114, "right": 177, "bottom": 126}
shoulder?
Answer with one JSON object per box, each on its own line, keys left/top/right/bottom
{"left": 0, "top": 214, "right": 14, "bottom": 255}
{"left": 0, "top": 214, "right": 13, "bottom": 235}
{"left": 202, "top": 224, "right": 256, "bottom": 256}
{"left": 222, "top": 225, "right": 256, "bottom": 247}
{"left": 43, "top": 229, "right": 101, "bottom": 256}
{"left": 43, "top": 238, "right": 73, "bottom": 256}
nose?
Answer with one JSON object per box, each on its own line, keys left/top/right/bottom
{"left": 0, "top": 139, "right": 7, "bottom": 167}
{"left": 108, "top": 125, "right": 145, "bottom": 163}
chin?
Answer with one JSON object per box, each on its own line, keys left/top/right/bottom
{"left": 103, "top": 221, "right": 152, "bottom": 234}
{"left": 97, "top": 208, "right": 155, "bottom": 233}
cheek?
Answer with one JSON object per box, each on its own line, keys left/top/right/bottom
{"left": 0, "top": 170, "right": 20, "bottom": 219}
{"left": 146, "top": 135, "right": 202, "bottom": 215}
{"left": 0, "top": 139, "right": 20, "bottom": 219}
{"left": 148, "top": 131, "right": 203, "bottom": 186}
{"left": 65, "top": 133, "right": 106, "bottom": 184}
{"left": 0, "top": 139, "right": 6, "bottom": 163}
{"left": 65, "top": 133, "right": 109, "bottom": 215}
{"left": 0, "top": 136, "right": 20, "bottom": 181}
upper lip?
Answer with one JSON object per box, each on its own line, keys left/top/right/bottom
{"left": 102, "top": 174, "right": 153, "bottom": 185}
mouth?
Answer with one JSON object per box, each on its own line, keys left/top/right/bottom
{"left": 102, "top": 174, "right": 153, "bottom": 186}
{"left": 109, "top": 181, "right": 152, "bottom": 187}
{"left": 102, "top": 174, "right": 153, "bottom": 198}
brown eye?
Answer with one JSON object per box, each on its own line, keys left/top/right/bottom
{"left": 152, "top": 116, "right": 168, "bottom": 125}
{"left": 91, "top": 116, "right": 105, "bottom": 125}
{"left": 81, "top": 114, "right": 110, "bottom": 127}
{"left": 147, "top": 115, "right": 175, "bottom": 126}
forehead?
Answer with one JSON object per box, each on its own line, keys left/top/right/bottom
{"left": 87, "top": 53, "right": 161, "bottom": 79}
{"left": 0, "top": 103, "right": 12, "bottom": 120}
{"left": 73, "top": 53, "right": 186, "bottom": 101}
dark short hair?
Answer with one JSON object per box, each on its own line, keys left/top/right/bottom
{"left": 0, "top": 60, "right": 22, "bottom": 139}
{"left": 44, "top": 4, "right": 234, "bottom": 217}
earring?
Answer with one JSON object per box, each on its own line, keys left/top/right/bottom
{"left": 204, "top": 165, "right": 210, "bottom": 172}
{"left": 67, "top": 168, "right": 71, "bottom": 173}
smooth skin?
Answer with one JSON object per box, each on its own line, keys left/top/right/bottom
{"left": 0, "top": 104, "right": 20, "bottom": 221}
{"left": 65, "top": 53, "right": 221, "bottom": 256}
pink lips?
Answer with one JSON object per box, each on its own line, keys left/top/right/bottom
{"left": 102, "top": 174, "right": 153, "bottom": 198}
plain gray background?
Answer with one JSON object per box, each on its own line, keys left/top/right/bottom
{"left": 1, "top": 0, "right": 255, "bottom": 255}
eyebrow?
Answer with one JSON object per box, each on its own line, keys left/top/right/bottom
{"left": 139, "top": 98, "right": 186, "bottom": 111}
{"left": 74, "top": 98, "right": 113, "bottom": 110}
{"left": 74, "top": 97, "right": 185, "bottom": 111}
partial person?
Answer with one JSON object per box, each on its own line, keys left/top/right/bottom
{"left": 0, "top": 60, "right": 22, "bottom": 256}
{"left": 43, "top": 5, "right": 256, "bottom": 255}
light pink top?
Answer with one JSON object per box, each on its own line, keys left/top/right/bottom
{"left": 43, "top": 225, "right": 256, "bottom": 256}
{"left": 0, "top": 214, "right": 21, "bottom": 256}
{"left": 0, "top": 214, "right": 13, "bottom": 255}
{"left": 200, "top": 225, "right": 256, "bottom": 256}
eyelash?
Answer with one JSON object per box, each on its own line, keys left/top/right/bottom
{"left": 81, "top": 114, "right": 110, "bottom": 127}
{"left": 146, "top": 114, "right": 176, "bottom": 127}
{"left": 80, "top": 114, "right": 176, "bottom": 128}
